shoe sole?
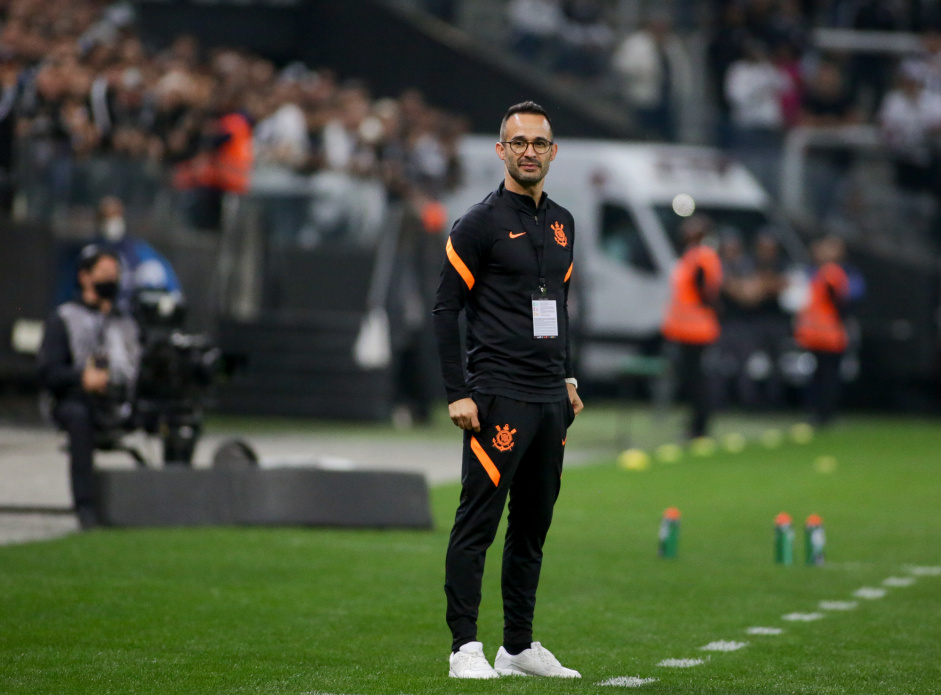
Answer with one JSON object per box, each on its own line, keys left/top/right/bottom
{"left": 496, "top": 667, "right": 580, "bottom": 678}
{"left": 495, "top": 668, "right": 530, "bottom": 677}
{"left": 449, "top": 672, "right": 500, "bottom": 679}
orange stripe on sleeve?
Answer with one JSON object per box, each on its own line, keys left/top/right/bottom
{"left": 564, "top": 262, "right": 573, "bottom": 283}
{"left": 470, "top": 436, "right": 500, "bottom": 487}
{"left": 446, "top": 237, "right": 475, "bottom": 290}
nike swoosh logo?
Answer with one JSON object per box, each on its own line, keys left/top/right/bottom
{"left": 509, "top": 232, "right": 526, "bottom": 239}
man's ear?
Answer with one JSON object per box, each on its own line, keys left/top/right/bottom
{"left": 496, "top": 141, "right": 507, "bottom": 162}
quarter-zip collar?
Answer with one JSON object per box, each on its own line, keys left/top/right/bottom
{"left": 498, "top": 180, "right": 549, "bottom": 215}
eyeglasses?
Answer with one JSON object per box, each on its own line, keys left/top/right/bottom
{"left": 501, "top": 138, "right": 554, "bottom": 155}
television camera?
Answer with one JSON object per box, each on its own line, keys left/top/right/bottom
{"left": 131, "top": 289, "right": 221, "bottom": 465}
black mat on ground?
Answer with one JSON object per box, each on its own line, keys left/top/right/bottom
{"left": 96, "top": 467, "right": 433, "bottom": 529}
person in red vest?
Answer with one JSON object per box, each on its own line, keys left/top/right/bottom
{"left": 174, "top": 87, "right": 253, "bottom": 230}
{"left": 795, "top": 235, "right": 850, "bottom": 426}
{"left": 662, "top": 214, "right": 723, "bottom": 439}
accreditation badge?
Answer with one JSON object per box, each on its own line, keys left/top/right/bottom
{"left": 531, "top": 293, "right": 559, "bottom": 339}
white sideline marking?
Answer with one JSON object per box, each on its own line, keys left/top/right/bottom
{"left": 906, "top": 565, "right": 941, "bottom": 577}
{"left": 657, "top": 658, "right": 706, "bottom": 668}
{"left": 819, "top": 600, "right": 858, "bottom": 611}
{"left": 782, "top": 612, "right": 824, "bottom": 622}
{"left": 853, "top": 587, "right": 887, "bottom": 600}
{"left": 746, "top": 627, "right": 784, "bottom": 635}
{"left": 597, "top": 676, "right": 659, "bottom": 687}
{"left": 700, "top": 640, "right": 748, "bottom": 652}
{"left": 883, "top": 576, "right": 916, "bottom": 587}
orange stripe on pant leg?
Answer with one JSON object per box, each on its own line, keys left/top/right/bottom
{"left": 470, "top": 436, "right": 500, "bottom": 487}
{"left": 564, "top": 262, "right": 573, "bottom": 283}
{"left": 446, "top": 238, "right": 475, "bottom": 290}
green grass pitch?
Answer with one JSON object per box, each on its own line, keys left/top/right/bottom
{"left": 1, "top": 415, "right": 939, "bottom": 694}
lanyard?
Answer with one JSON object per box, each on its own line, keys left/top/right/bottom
{"left": 513, "top": 206, "right": 549, "bottom": 296}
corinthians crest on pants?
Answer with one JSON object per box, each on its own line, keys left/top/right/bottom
{"left": 492, "top": 424, "right": 517, "bottom": 452}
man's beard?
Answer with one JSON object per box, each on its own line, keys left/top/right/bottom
{"left": 508, "top": 157, "right": 547, "bottom": 186}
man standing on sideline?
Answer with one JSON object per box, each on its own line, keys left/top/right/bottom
{"left": 38, "top": 246, "right": 141, "bottom": 529}
{"left": 433, "top": 102, "right": 582, "bottom": 679}
{"left": 795, "top": 236, "right": 850, "bottom": 426}
{"left": 662, "top": 214, "right": 723, "bottom": 439}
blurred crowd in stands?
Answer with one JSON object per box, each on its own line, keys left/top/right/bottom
{"left": 0, "top": 0, "right": 466, "bottom": 231}
{"left": 499, "top": 0, "right": 941, "bottom": 248}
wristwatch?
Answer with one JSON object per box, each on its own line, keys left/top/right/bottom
{"left": 564, "top": 377, "right": 578, "bottom": 389}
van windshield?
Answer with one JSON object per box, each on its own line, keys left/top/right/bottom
{"left": 653, "top": 206, "right": 792, "bottom": 261}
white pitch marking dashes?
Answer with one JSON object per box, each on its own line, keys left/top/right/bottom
{"left": 853, "top": 587, "right": 887, "bottom": 600}
{"left": 782, "top": 612, "right": 824, "bottom": 622}
{"left": 819, "top": 600, "right": 858, "bottom": 611}
{"left": 746, "top": 626, "right": 783, "bottom": 635}
{"left": 905, "top": 565, "right": 941, "bottom": 577}
{"left": 882, "top": 576, "right": 916, "bottom": 587}
{"left": 700, "top": 640, "right": 748, "bottom": 652}
{"left": 597, "top": 676, "right": 659, "bottom": 687}
{"left": 657, "top": 658, "right": 705, "bottom": 668}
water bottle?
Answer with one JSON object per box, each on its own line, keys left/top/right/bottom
{"left": 804, "top": 513, "right": 825, "bottom": 566}
{"left": 774, "top": 512, "right": 794, "bottom": 565}
{"left": 658, "top": 507, "right": 681, "bottom": 558}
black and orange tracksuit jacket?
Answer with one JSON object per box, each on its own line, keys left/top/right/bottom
{"left": 433, "top": 181, "right": 575, "bottom": 404}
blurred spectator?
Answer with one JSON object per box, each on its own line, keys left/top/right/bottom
{"left": 769, "top": 0, "right": 810, "bottom": 51}
{"left": 800, "top": 58, "right": 859, "bottom": 220}
{"left": 719, "top": 229, "right": 756, "bottom": 317}
{"left": 322, "top": 81, "right": 380, "bottom": 176}
{"left": 745, "top": 231, "right": 789, "bottom": 407}
{"left": 917, "top": 25, "right": 941, "bottom": 96}
{"left": 879, "top": 62, "right": 941, "bottom": 202}
{"left": 253, "top": 72, "right": 310, "bottom": 172}
{"left": 801, "top": 59, "right": 859, "bottom": 127}
{"left": 507, "top": 0, "right": 563, "bottom": 66}
{"left": 717, "top": 228, "right": 789, "bottom": 409}
{"left": 611, "top": 12, "right": 692, "bottom": 142}
{"left": 94, "top": 195, "right": 182, "bottom": 311}
{"left": 744, "top": 0, "right": 781, "bottom": 47}
{"left": 773, "top": 41, "right": 803, "bottom": 129}
{"left": 850, "top": 0, "right": 899, "bottom": 116}
{"left": 708, "top": 3, "right": 750, "bottom": 146}
{"left": 0, "top": 52, "right": 21, "bottom": 211}
{"left": 554, "top": 0, "right": 613, "bottom": 79}
{"left": 879, "top": 60, "right": 941, "bottom": 248}
{"left": 0, "top": 0, "right": 462, "bottom": 243}
{"left": 725, "top": 39, "right": 789, "bottom": 195}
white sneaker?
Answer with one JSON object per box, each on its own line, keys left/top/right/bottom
{"left": 494, "top": 642, "right": 581, "bottom": 678}
{"left": 448, "top": 641, "right": 500, "bottom": 679}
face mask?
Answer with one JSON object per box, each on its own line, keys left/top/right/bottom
{"left": 102, "top": 217, "right": 126, "bottom": 242}
{"left": 93, "top": 280, "right": 119, "bottom": 301}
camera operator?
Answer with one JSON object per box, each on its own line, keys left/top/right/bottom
{"left": 37, "top": 245, "right": 141, "bottom": 529}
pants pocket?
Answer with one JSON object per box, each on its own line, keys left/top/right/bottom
{"left": 472, "top": 393, "right": 497, "bottom": 424}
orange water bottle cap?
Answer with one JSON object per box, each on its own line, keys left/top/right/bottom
{"left": 663, "top": 507, "right": 681, "bottom": 520}
{"left": 775, "top": 512, "right": 792, "bottom": 526}
{"left": 806, "top": 513, "right": 823, "bottom": 526}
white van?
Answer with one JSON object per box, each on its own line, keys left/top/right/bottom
{"left": 444, "top": 136, "right": 809, "bottom": 383}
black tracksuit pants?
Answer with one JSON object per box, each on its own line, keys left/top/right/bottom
{"left": 53, "top": 399, "right": 97, "bottom": 510}
{"left": 445, "top": 393, "right": 574, "bottom": 652}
